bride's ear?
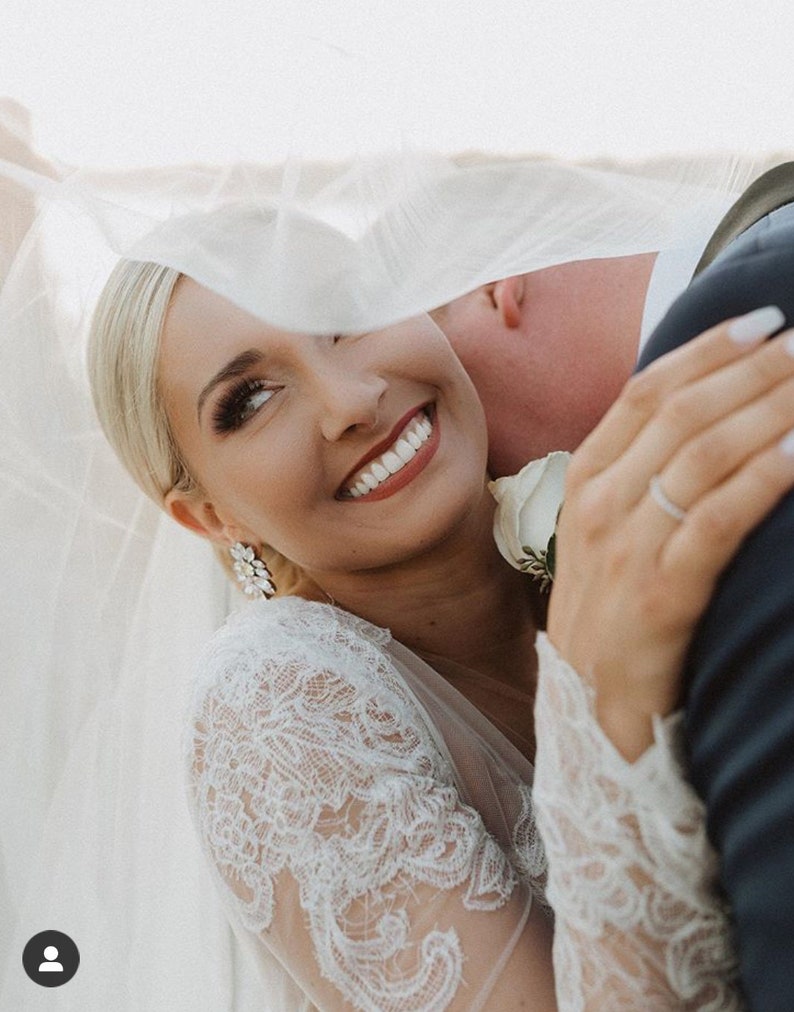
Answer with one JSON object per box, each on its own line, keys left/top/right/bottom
{"left": 489, "top": 275, "right": 525, "bottom": 328}
{"left": 164, "top": 489, "right": 236, "bottom": 545}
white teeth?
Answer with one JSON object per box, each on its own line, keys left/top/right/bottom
{"left": 394, "top": 438, "right": 415, "bottom": 463}
{"left": 382, "top": 450, "right": 403, "bottom": 474}
{"left": 342, "top": 408, "right": 433, "bottom": 499}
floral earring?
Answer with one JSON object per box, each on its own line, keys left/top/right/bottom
{"left": 229, "top": 542, "right": 276, "bottom": 599}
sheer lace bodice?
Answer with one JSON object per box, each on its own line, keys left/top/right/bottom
{"left": 183, "top": 596, "right": 740, "bottom": 1010}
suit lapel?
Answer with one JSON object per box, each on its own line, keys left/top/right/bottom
{"left": 694, "top": 161, "right": 794, "bottom": 276}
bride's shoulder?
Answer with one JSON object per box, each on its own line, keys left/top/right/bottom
{"left": 184, "top": 595, "right": 447, "bottom": 788}
{"left": 206, "top": 594, "right": 390, "bottom": 661}
{"left": 188, "top": 595, "right": 396, "bottom": 717}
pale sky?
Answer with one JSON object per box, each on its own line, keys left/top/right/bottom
{"left": 4, "top": 0, "right": 793, "bottom": 167}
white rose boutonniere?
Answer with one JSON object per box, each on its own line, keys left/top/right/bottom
{"left": 489, "top": 451, "right": 571, "bottom": 592}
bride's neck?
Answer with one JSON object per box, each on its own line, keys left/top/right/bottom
{"left": 308, "top": 492, "right": 539, "bottom": 687}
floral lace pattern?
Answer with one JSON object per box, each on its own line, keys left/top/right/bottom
{"left": 533, "top": 632, "right": 741, "bottom": 1010}
{"left": 184, "top": 599, "right": 534, "bottom": 1010}
{"left": 184, "top": 597, "right": 740, "bottom": 1010}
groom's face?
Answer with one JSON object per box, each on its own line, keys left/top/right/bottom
{"left": 435, "top": 260, "right": 649, "bottom": 477}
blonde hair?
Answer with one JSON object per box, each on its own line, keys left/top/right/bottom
{"left": 88, "top": 260, "right": 192, "bottom": 502}
{"left": 87, "top": 259, "right": 310, "bottom": 598}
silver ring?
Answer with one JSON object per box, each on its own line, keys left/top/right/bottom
{"left": 648, "top": 474, "right": 687, "bottom": 522}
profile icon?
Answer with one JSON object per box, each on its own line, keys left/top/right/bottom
{"left": 23, "top": 930, "right": 79, "bottom": 987}
{"left": 38, "top": 945, "right": 63, "bottom": 972}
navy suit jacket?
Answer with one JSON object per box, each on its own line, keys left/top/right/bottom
{"left": 638, "top": 205, "right": 794, "bottom": 1012}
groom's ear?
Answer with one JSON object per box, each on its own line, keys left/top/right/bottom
{"left": 489, "top": 275, "right": 525, "bottom": 329}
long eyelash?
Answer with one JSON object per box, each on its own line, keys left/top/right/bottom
{"left": 212, "top": 377, "right": 270, "bottom": 434}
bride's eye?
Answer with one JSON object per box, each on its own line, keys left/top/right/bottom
{"left": 212, "top": 378, "right": 276, "bottom": 434}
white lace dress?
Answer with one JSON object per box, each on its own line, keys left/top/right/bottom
{"left": 183, "top": 596, "right": 740, "bottom": 1010}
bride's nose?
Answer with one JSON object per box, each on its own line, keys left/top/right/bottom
{"left": 312, "top": 361, "right": 388, "bottom": 442}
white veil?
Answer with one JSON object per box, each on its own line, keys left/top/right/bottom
{"left": 1, "top": 7, "right": 791, "bottom": 1006}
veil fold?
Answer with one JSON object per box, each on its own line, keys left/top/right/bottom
{"left": 0, "top": 83, "right": 788, "bottom": 1009}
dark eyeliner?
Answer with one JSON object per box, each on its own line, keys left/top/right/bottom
{"left": 211, "top": 377, "right": 270, "bottom": 434}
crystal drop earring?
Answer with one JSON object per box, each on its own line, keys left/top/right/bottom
{"left": 229, "top": 542, "right": 276, "bottom": 599}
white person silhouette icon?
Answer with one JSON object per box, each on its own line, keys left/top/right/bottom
{"left": 22, "top": 931, "right": 79, "bottom": 987}
{"left": 38, "top": 945, "right": 63, "bottom": 972}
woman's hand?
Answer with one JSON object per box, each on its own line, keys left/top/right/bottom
{"left": 547, "top": 306, "right": 794, "bottom": 760}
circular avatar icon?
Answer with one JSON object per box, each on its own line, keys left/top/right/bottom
{"left": 22, "top": 930, "right": 80, "bottom": 987}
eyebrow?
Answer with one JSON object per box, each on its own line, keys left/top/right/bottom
{"left": 197, "top": 348, "right": 265, "bottom": 423}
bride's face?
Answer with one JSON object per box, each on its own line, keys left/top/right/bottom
{"left": 159, "top": 278, "right": 490, "bottom": 575}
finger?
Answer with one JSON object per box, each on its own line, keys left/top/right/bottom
{"left": 571, "top": 306, "right": 786, "bottom": 483}
{"left": 609, "top": 332, "right": 794, "bottom": 512}
{"left": 659, "top": 426, "right": 794, "bottom": 600}
{"left": 658, "top": 371, "right": 794, "bottom": 510}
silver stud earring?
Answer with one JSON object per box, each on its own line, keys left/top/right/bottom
{"left": 229, "top": 542, "right": 276, "bottom": 599}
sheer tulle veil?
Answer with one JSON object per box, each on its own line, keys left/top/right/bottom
{"left": 0, "top": 12, "right": 789, "bottom": 1007}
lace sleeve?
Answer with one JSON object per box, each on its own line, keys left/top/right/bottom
{"left": 184, "top": 601, "right": 554, "bottom": 1011}
{"left": 532, "top": 632, "right": 742, "bottom": 1011}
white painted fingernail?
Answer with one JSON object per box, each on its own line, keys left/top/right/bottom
{"left": 728, "top": 306, "right": 786, "bottom": 344}
{"left": 780, "top": 427, "right": 794, "bottom": 457}
{"left": 784, "top": 331, "right": 794, "bottom": 358}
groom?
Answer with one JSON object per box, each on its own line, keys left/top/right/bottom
{"left": 439, "top": 163, "right": 794, "bottom": 1011}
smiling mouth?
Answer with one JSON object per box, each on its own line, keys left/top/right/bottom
{"left": 337, "top": 405, "right": 436, "bottom": 500}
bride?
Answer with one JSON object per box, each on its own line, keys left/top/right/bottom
{"left": 2, "top": 95, "right": 790, "bottom": 1008}
{"left": 84, "top": 250, "right": 794, "bottom": 1008}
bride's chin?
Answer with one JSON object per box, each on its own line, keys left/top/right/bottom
{"left": 406, "top": 485, "right": 495, "bottom": 551}
{"left": 323, "top": 498, "right": 478, "bottom": 571}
